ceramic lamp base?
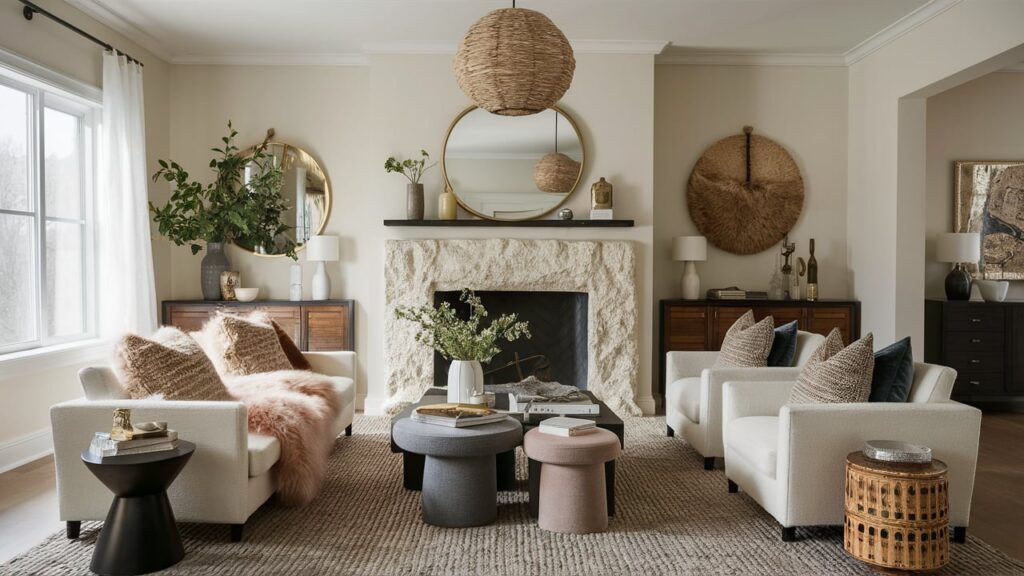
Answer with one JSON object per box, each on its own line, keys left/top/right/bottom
{"left": 681, "top": 261, "right": 701, "bottom": 300}
{"left": 312, "top": 261, "right": 331, "bottom": 300}
{"left": 944, "top": 265, "right": 971, "bottom": 301}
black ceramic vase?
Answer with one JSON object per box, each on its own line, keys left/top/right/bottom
{"left": 944, "top": 264, "right": 972, "bottom": 301}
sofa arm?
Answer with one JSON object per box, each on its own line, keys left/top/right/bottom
{"left": 50, "top": 398, "right": 250, "bottom": 524}
{"left": 702, "top": 368, "right": 801, "bottom": 457}
{"left": 722, "top": 380, "right": 794, "bottom": 453}
{"left": 304, "top": 351, "right": 356, "bottom": 381}
{"left": 666, "top": 351, "right": 718, "bottom": 384}
{"left": 777, "top": 401, "right": 982, "bottom": 528}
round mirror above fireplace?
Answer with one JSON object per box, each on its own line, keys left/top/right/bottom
{"left": 442, "top": 105, "right": 585, "bottom": 221}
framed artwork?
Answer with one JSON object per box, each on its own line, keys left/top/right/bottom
{"left": 954, "top": 160, "right": 1024, "bottom": 280}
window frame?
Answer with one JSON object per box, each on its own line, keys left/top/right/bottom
{"left": 0, "top": 53, "right": 100, "bottom": 356}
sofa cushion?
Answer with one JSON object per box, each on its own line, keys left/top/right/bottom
{"left": 194, "top": 312, "right": 293, "bottom": 376}
{"left": 247, "top": 433, "right": 281, "bottom": 478}
{"left": 714, "top": 310, "right": 774, "bottom": 368}
{"left": 789, "top": 329, "right": 874, "bottom": 404}
{"left": 667, "top": 376, "right": 702, "bottom": 424}
{"left": 767, "top": 321, "right": 799, "bottom": 367}
{"left": 870, "top": 337, "right": 914, "bottom": 402}
{"left": 115, "top": 327, "right": 232, "bottom": 401}
{"left": 727, "top": 416, "right": 779, "bottom": 478}
{"left": 272, "top": 320, "right": 312, "bottom": 371}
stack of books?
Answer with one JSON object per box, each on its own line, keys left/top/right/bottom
{"left": 706, "top": 287, "right": 768, "bottom": 300}
{"left": 538, "top": 417, "right": 596, "bottom": 437}
{"left": 89, "top": 422, "right": 178, "bottom": 457}
{"left": 412, "top": 403, "right": 509, "bottom": 428}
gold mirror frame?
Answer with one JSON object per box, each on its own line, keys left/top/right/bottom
{"left": 235, "top": 142, "right": 332, "bottom": 258}
{"left": 441, "top": 105, "right": 586, "bottom": 221}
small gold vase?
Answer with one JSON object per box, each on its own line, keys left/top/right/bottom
{"left": 111, "top": 408, "right": 133, "bottom": 441}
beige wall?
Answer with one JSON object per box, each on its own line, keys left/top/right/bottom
{"left": 925, "top": 70, "right": 1024, "bottom": 301}
{"left": 0, "top": 0, "right": 171, "bottom": 455}
{"left": 166, "top": 53, "right": 657, "bottom": 413}
{"left": 654, "top": 65, "right": 850, "bottom": 311}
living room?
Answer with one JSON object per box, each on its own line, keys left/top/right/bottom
{"left": 0, "top": 0, "right": 1023, "bottom": 574}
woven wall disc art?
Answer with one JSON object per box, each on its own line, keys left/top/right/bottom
{"left": 687, "top": 127, "right": 804, "bottom": 255}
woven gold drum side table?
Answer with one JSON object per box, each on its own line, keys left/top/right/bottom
{"left": 844, "top": 451, "right": 950, "bottom": 572}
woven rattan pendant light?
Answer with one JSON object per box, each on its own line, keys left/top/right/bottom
{"left": 534, "top": 111, "right": 580, "bottom": 193}
{"left": 454, "top": 2, "right": 575, "bottom": 116}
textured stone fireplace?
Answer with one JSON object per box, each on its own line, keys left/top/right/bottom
{"left": 384, "top": 238, "right": 640, "bottom": 415}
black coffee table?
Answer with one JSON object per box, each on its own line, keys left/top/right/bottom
{"left": 81, "top": 441, "right": 195, "bottom": 576}
{"left": 390, "top": 390, "right": 624, "bottom": 516}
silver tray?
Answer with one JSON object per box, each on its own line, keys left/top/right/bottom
{"left": 862, "top": 440, "right": 932, "bottom": 464}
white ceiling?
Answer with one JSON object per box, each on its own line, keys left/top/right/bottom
{"left": 64, "top": 0, "right": 938, "bottom": 65}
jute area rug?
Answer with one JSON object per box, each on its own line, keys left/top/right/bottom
{"left": 4, "top": 416, "right": 1023, "bottom": 575}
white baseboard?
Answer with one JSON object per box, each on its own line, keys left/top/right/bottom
{"left": 355, "top": 393, "right": 367, "bottom": 412}
{"left": 0, "top": 428, "right": 53, "bottom": 474}
{"left": 636, "top": 395, "right": 657, "bottom": 415}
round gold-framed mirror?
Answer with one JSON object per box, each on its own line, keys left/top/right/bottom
{"left": 442, "top": 105, "right": 585, "bottom": 221}
{"left": 235, "top": 142, "right": 331, "bottom": 257}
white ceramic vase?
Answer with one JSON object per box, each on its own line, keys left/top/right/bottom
{"left": 976, "top": 279, "right": 1009, "bottom": 302}
{"left": 447, "top": 360, "right": 484, "bottom": 404}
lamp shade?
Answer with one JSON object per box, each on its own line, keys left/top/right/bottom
{"left": 935, "top": 232, "right": 980, "bottom": 263}
{"left": 673, "top": 236, "right": 707, "bottom": 262}
{"left": 305, "top": 235, "right": 339, "bottom": 262}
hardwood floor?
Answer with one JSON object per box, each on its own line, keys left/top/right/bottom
{"left": 1, "top": 414, "right": 1022, "bottom": 565}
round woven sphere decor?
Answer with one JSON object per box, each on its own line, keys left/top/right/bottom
{"left": 687, "top": 128, "right": 804, "bottom": 255}
{"left": 844, "top": 451, "right": 950, "bottom": 572}
{"left": 534, "top": 152, "right": 581, "bottom": 193}
{"left": 453, "top": 8, "right": 575, "bottom": 117}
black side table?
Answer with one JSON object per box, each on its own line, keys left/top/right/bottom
{"left": 81, "top": 441, "right": 195, "bottom": 576}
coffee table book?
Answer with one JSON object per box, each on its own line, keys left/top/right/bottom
{"left": 539, "top": 417, "right": 596, "bottom": 437}
{"left": 412, "top": 403, "right": 510, "bottom": 428}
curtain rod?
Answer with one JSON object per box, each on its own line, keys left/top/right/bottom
{"left": 19, "top": 0, "right": 144, "bottom": 67}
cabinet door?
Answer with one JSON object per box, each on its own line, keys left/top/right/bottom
{"left": 304, "top": 306, "right": 353, "bottom": 351}
{"left": 711, "top": 307, "right": 751, "bottom": 349}
{"left": 164, "top": 305, "right": 214, "bottom": 332}
{"left": 664, "top": 305, "right": 708, "bottom": 351}
{"left": 254, "top": 306, "right": 302, "bottom": 345}
{"left": 806, "top": 306, "right": 852, "bottom": 343}
{"left": 1011, "top": 306, "right": 1024, "bottom": 394}
{"left": 758, "top": 307, "right": 805, "bottom": 329}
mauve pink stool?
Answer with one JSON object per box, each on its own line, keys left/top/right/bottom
{"left": 523, "top": 427, "right": 621, "bottom": 534}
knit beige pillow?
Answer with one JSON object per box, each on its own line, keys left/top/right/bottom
{"left": 115, "top": 327, "right": 231, "bottom": 401}
{"left": 789, "top": 329, "right": 875, "bottom": 404}
{"left": 714, "top": 310, "right": 775, "bottom": 368}
{"left": 195, "top": 311, "right": 293, "bottom": 376}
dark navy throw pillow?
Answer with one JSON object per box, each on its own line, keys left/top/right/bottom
{"left": 870, "top": 336, "right": 914, "bottom": 402}
{"left": 767, "top": 321, "right": 799, "bottom": 367}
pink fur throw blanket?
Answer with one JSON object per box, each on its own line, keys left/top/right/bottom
{"left": 223, "top": 370, "right": 340, "bottom": 506}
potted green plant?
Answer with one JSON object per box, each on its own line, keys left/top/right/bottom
{"left": 395, "top": 289, "right": 531, "bottom": 403}
{"left": 385, "top": 150, "right": 436, "bottom": 220}
{"left": 150, "top": 122, "right": 295, "bottom": 300}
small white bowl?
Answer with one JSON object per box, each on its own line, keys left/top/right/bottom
{"left": 976, "top": 280, "right": 1008, "bottom": 302}
{"left": 234, "top": 287, "right": 259, "bottom": 302}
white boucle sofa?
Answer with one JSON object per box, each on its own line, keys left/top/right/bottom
{"left": 50, "top": 351, "right": 356, "bottom": 542}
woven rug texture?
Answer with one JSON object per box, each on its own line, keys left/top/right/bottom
{"left": 3, "top": 415, "right": 1022, "bottom": 575}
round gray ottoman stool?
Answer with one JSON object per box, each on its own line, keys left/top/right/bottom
{"left": 392, "top": 417, "right": 522, "bottom": 527}
{"left": 523, "top": 427, "right": 621, "bottom": 534}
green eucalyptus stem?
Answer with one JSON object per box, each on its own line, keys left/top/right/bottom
{"left": 385, "top": 149, "right": 437, "bottom": 185}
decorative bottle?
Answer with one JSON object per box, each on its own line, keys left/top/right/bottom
{"left": 807, "top": 238, "right": 819, "bottom": 301}
{"left": 438, "top": 186, "right": 457, "bottom": 220}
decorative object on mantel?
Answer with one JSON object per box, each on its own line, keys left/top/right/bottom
{"left": 558, "top": 208, "right": 573, "bottom": 220}
{"left": 151, "top": 122, "right": 296, "bottom": 300}
{"left": 975, "top": 279, "right": 1009, "bottom": 302}
{"left": 234, "top": 287, "right": 259, "bottom": 302}
{"left": 306, "top": 235, "right": 339, "bottom": 301}
{"left": 806, "top": 239, "right": 819, "bottom": 301}
{"left": 672, "top": 236, "right": 707, "bottom": 300}
{"left": 453, "top": 2, "right": 574, "bottom": 117}
{"left": 936, "top": 232, "right": 980, "bottom": 301}
{"left": 290, "top": 262, "right": 302, "bottom": 301}
{"left": 385, "top": 150, "right": 437, "bottom": 221}
{"left": 438, "top": 185, "right": 458, "bottom": 220}
{"left": 955, "top": 160, "right": 1024, "bottom": 280}
{"left": 687, "top": 126, "right": 804, "bottom": 255}
{"left": 219, "top": 271, "right": 240, "bottom": 301}
{"left": 591, "top": 177, "right": 613, "bottom": 209}
{"left": 394, "top": 289, "right": 531, "bottom": 404}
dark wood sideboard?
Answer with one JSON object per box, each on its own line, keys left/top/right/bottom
{"left": 162, "top": 300, "right": 355, "bottom": 352}
{"left": 658, "top": 299, "right": 861, "bottom": 399}
{"left": 925, "top": 299, "right": 1024, "bottom": 410}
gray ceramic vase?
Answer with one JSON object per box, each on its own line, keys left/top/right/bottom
{"left": 201, "top": 242, "right": 230, "bottom": 300}
{"left": 407, "top": 183, "right": 425, "bottom": 220}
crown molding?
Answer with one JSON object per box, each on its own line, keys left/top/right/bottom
{"left": 63, "top": 0, "right": 174, "bottom": 62}
{"left": 170, "top": 53, "right": 369, "bottom": 66}
{"left": 364, "top": 40, "right": 668, "bottom": 56}
{"left": 656, "top": 51, "right": 845, "bottom": 67}
{"left": 844, "top": 0, "right": 962, "bottom": 66}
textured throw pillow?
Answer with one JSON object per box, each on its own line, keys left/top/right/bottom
{"left": 870, "top": 337, "right": 914, "bottom": 402}
{"left": 767, "top": 321, "right": 799, "bottom": 367}
{"left": 714, "top": 310, "right": 775, "bottom": 368}
{"left": 789, "top": 329, "right": 874, "bottom": 404}
{"left": 115, "top": 326, "right": 231, "bottom": 401}
{"left": 194, "top": 311, "right": 294, "bottom": 376}
{"left": 272, "top": 320, "right": 312, "bottom": 371}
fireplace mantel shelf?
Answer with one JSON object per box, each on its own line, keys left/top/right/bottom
{"left": 383, "top": 219, "right": 634, "bottom": 227}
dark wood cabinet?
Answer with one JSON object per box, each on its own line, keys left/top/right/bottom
{"left": 658, "top": 299, "right": 860, "bottom": 399}
{"left": 162, "top": 300, "right": 355, "bottom": 352}
{"left": 925, "top": 299, "right": 1024, "bottom": 409}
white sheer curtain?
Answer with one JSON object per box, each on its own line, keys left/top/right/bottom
{"left": 97, "top": 51, "right": 157, "bottom": 337}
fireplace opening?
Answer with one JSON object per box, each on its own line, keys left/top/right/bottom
{"left": 432, "top": 290, "right": 589, "bottom": 389}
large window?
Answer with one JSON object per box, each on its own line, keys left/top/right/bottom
{"left": 0, "top": 69, "right": 97, "bottom": 354}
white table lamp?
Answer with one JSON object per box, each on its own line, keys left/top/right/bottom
{"left": 935, "top": 232, "right": 980, "bottom": 301}
{"left": 673, "top": 236, "right": 707, "bottom": 300}
{"left": 305, "top": 235, "right": 339, "bottom": 301}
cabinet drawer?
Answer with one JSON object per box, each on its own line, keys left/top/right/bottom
{"left": 953, "top": 372, "right": 1004, "bottom": 397}
{"left": 666, "top": 306, "right": 708, "bottom": 350}
{"left": 944, "top": 351, "right": 1004, "bottom": 374}
{"left": 807, "top": 307, "right": 852, "bottom": 343}
{"left": 945, "top": 331, "right": 1003, "bottom": 356}
{"left": 945, "top": 306, "right": 1004, "bottom": 332}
